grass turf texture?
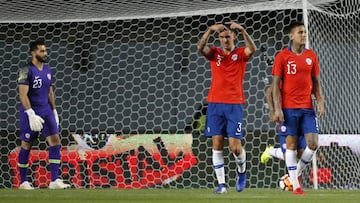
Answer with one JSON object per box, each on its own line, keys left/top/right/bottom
{"left": 0, "top": 188, "right": 359, "bottom": 203}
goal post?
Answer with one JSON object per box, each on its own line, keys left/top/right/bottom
{"left": 0, "top": 0, "right": 359, "bottom": 189}
{"left": 304, "top": 0, "right": 360, "bottom": 190}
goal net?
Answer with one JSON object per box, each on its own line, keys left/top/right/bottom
{"left": 0, "top": 0, "right": 359, "bottom": 189}
{"left": 304, "top": 0, "right": 360, "bottom": 189}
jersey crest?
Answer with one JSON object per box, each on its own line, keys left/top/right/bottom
{"left": 306, "top": 58, "right": 312, "bottom": 65}
{"left": 280, "top": 125, "right": 287, "bottom": 133}
{"left": 231, "top": 54, "right": 238, "bottom": 61}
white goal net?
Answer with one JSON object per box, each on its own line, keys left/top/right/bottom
{"left": 0, "top": 0, "right": 359, "bottom": 189}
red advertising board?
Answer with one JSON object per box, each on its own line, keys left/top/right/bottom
{"left": 8, "top": 134, "right": 197, "bottom": 188}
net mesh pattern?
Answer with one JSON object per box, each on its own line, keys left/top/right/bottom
{"left": 0, "top": 0, "right": 359, "bottom": 189}
{"left": 0, "top": 0, "right": 340, "bottom": 23}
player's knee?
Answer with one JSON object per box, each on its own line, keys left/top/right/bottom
{"left": 229, "top": 142, "right": 242, "bottom": 156}
{"left": 229, "top": 147, "right": 241, "bottom": 156}
{"left": 21, "top": 141, "right": 32, "bottom": 150}
{"left": 307, "top": 142, "right": 318, "bottom": 151}
{"left": 305, "top": 137, "right": 318, "bottom": 150}
{"left": 212, "top": 138, "right": 224, "bottom": 150}
{"left": 229, "top": 138, "right": 242, "bottom": 156}
{"left": 285, "top": 136, "right": 298, "bottom": 150}
{"left": 47, "top": 134, "right": 61, "bottom": 146}
{"left": 286, "top": 142, "right": 297, "bottom": 150}
{"left": 305, "top": 133, "right": 318, "bottom": 150}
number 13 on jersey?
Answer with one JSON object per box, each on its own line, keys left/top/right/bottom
{"left": 287, "top": 63, "right": 296, "bottom": 74}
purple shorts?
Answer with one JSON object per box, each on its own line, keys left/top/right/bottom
{"left": 19, "top": 105, "right": 59, "bottom": 142}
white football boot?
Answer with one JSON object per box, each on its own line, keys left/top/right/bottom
{"left": 49, "top": 179, "right": 71, "bottom": 189}
{"left": 19, "top": 181, "right": 35, "bottom": 190}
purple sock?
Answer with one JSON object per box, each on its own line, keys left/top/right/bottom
{"left": 18, "top": 148, "right": 30, "bottom": 183}
{"left": 49, "top": 145, "right": 61, "bottom": 181}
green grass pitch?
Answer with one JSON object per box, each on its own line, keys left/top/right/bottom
{"left": 0, "top": 188, "right": 359, "bottom": 203}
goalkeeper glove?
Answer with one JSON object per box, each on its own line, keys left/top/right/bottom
{"left": 53, "top": 109, "right": 59, "bottom": 127}
{"left": 25, "top": 108, "right": 44, "bottom": 132}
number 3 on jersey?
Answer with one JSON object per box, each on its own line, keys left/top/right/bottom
{"left": 287, "top": 63, "right": 296, "bottom": 74}
{"left": 236, "top": 122, "right": 242, "bottom": 135}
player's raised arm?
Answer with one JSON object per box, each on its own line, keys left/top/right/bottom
{"left": 225, "top": 22, "right": 256, "bottom": 57}
{"left": 197, "top": 24, "right": 227, "bottom": 57}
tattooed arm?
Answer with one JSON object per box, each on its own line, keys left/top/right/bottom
{"left": 225, "top": 22, "right": 256, "bottom": 57}
{"left": 197, "top": 24, "right": 227, "bottom": 57}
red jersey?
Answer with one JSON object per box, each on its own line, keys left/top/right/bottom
{"left": 206, "top": 46, "right": 250, "bottom": 104}
{"left": 272, "top": 47, "right": 320, "bottom": 108}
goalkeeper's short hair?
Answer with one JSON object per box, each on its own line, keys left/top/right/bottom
{"left": 29, "top": 39, "right": 46, "bottom": 52}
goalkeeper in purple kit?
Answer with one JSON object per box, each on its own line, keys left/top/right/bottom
{"left": 17, "top": 39, "right": 70, "bottom": 189}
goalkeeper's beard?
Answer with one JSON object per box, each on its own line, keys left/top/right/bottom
{"left": 36, "top": 55, "right": 48, "bottom": 63}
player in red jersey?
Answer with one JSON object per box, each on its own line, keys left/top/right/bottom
{"left": 271, "top": 22, "right": 325, "bottom": 195}
{"left": 197, "top": 21, "right": 256, "bottom": 194}
{"left": 261, "top": 85, "right": 306, "bottom": 165}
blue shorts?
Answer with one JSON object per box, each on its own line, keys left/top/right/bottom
{"left": 204, "top": 103, "right": 243, "bottom": 139}
{"left": 279, "top": 108, "right": 318, "bottom": 137}
{"left": 19, "top": 105, "right": 59, "bottom": 142}
{"left": 279, "top": 131, "right": 307, "bottom": 153}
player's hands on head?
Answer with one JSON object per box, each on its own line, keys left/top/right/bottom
{"left": 224, "top": 22, "right": 245, "bottom": 32}
{"left": 210, "top": 24, "right": 228, "bottom": 33}
{"left": 25, "top": 108, "right": 45, "bottom": 132}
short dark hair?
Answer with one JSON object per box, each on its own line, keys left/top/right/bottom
{"left": 219, "top": 25, "right": 233, "bottom": 33}
{"left": 287, "top": 21, "right": 305, "bottom": 33}
{"left": 29, "top": 39, "right": 45, "bottom": 52}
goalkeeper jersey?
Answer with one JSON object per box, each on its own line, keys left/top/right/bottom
{"left": 18, "top": 63, "right": 53, "bottom": 108}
